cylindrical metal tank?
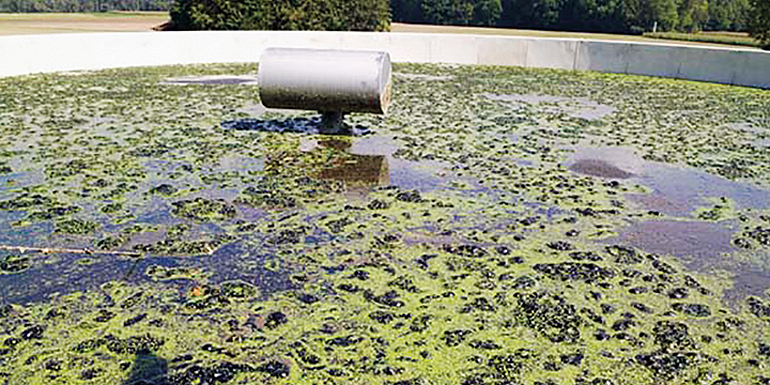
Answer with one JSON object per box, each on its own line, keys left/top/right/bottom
{"left": 258, "top": 48, "right": 391, "bottom": 115}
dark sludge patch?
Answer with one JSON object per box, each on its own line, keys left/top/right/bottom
{"left": 171, "top": 198, "right": 236, "bottom": 222}
{"left": 532, "top": 262, "right": 615, "bottom": 283}
{"left": 166, "top": 361, "right": 267, "bottom": 384}
{"left": 149, "top": 184, "right": 177, "bottom": 196}
{"left": 734, "top": 226, "right": 770, "bottom": 249}
{"left": 569, "top": 159, "right": 634, "bottom": 179}
{"left": 443, "top": 244, "right": 487, "bottom": 258}
{"left": 546, "top": 240, "right": 573, "bottom": 251}
{"left": 0, "top": 254, "right": 31, "bottom": 274}
{"left": 465, "top": 348, "right": 538, "bottom": 383}
{"left": 55, "top": 218, "right": 98, "bottom": 234}
{"left": 133, "top": 234, "right": 237, "bottom": 256}
{"left": 672, "top": 303, "right": 712, "bottom": 317}
{"left": 0, "top": 193, "right": 55, "bottom": 211}
{"left": 512, "top": 292, "right": 582, "bottom": 343}
{"left": 653, "top": 321, "right": 695, "bottom": 350}
{"left": 442, "top": 329, "right": 472, "bottom": 347}
{"left": 73, "top": 334, "right": 164, "bottom": 355}
{"left": 604, "top": 245, "right": 643, "bottom": 264}
{"left": 124, "top": 351, "right": 167, "bottom": 385}
{"left": 635, "top": 351, "right": 702, "bottom": 380}
{"left": 750, "top": 297, "right": 770, "bottom": 318}
{"left": 363, "top": 290, "right": 405, "bottom": 308}
{"left": 20, "top": 325, "right": 45, "bottom": 340}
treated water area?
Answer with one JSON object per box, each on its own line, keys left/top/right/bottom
{"left": 1, "top": 63, "right": 770, "bottom": 384}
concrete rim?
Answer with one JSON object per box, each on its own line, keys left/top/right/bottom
{"left": 1, "top": 31, "right": 768, "bottom": 89}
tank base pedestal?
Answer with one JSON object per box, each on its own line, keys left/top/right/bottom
{"left": 320, "top": 111, "right": 347, "bottom": 135}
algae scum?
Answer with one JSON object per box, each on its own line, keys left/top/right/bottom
{"left": 1, "top": 64, "right": 770, "bottom": 385}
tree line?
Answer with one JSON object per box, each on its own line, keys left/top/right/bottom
{"left": 0, "top": 0, "right": 766, "bottom": 48}
{"left": 0, "top": 0, "right": 171, "bottom": 12}
{"left": 0, "top": 0, "right": 755, "bottom": 33}
{"left": 393, "top": 0, "right": 753, "bottom": 33}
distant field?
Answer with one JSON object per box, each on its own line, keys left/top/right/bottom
{"left": 0, "top": 14, "right": 759, "bottom": 50}
{"left": 643, "top": 31, "right": 761, "bottom": 48}
{"left": 390, "top": 23, "right": 761, "bottom": 49}
{"left": 0, "top": 12, "right": 168, "bottom": 35}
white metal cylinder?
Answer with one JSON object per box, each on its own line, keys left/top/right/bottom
{"left": 258, "top": 48, "right": 391, "bottom": 115}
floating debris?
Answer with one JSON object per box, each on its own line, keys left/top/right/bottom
{"left": 0, "top": 244, "right": 141, "bottom": 258}
{"left": 159, "top": 75, "right": 259, "bottom": 85}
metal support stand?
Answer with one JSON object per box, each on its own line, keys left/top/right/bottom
{"left": 320, "top": 111, "right": 348, "bottom": 134}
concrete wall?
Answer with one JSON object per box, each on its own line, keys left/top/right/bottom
{"left": 1, "top": 31, "right": 769, "bottom": 89}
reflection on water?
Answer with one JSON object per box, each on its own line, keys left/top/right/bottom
{"left": 0, "top": 251, "right": 143, "bottom": 304}
{"left": 634, "top": 161, "right": 770, "bottom": 216}
{"left": 302, "top": 138, "right": 390, "bottom": 187}
{"left": 609, "top": 219, "right": 738, "bottom": 261}
{"left": 578, "top": 146, "right": 770, "bottom": 305}
{"left": 303, "top": 136, "right": 451, "bottom": 192}
{"left": 485, "top": 94, "right": 616, "bottom": 121}
{"left": 609, "top": 218, "right": 770, "bottom": 308}
{"left": 203, "top": 241, "right": 295, "bottom": 295}
{"left": 0, "top": 170, "right": 46, "bottom": 192}
{"left": 568, "top": 146, "right": 770, "bottom": 216}
{"left": 318, "top": 154, "right": 390, "bottom": 186}
{"left": 0, "top": 239, "right": 294, "bottom": 304}
{"left": 353, "top": 136, "right": 448, "bottom": 191}
{"left": 726, "top": 267, "right": 770, "bottom": 304}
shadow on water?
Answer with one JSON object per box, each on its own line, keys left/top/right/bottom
{"left": 222, "top": 117, "right": 371, "bottom": 136}
{"left": 123, "top": 351, "right": 168, "bottom": 385}
{"left": 485, "top": 93, "right": 617, "bottom": 121}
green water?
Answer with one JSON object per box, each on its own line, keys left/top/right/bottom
{"left": 0, "top": 63, "right": 770, "bottom": 384}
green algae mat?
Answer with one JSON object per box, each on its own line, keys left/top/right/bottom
{"left": 1, "top": 63, "right": 770, "bottom": 384}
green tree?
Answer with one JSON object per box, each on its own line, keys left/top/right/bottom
{"left": 170, "top": 0, "right": 389, "bottom": 31}
{"left": 749, "top": 0, "right": 770, "bottom": 48}
{"left": 391, "top": 0, "right": 424, "bottom": 23}
{"left": 648, "top": 0, "right": 679, "bottom": 30}
{"left": 420, "top": 0, "right": 456, "bottom": 24}
{"left": 474, "top": 0, "right": 502, "bottom": 25}
{"left": 679, "top": 0, "right": 709, "bottom": 31}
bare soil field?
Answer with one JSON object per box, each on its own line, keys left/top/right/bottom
{"left": 0, "top": 12, "right": 168, "bottom": 35}
{"left": 391, "top": 22, "right": 760, "bottom": 49}
{"left": 0, "top": 13, "right": 757, "bottom": 50}
{"left": 644, "top": 30, "right": 760, "bottom": 48}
